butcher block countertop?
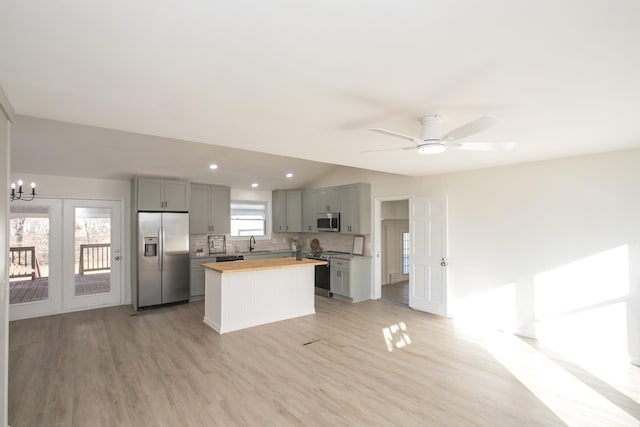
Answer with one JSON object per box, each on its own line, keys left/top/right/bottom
{"left": 201, "top": 257, "right": 327, "bottom": 273}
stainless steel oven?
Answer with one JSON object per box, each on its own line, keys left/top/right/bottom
{"left": 313, "top": 262, "right": 330, "bottom": 297}
{"left": 305, "top": 251, "right": 350, "bottom": 297}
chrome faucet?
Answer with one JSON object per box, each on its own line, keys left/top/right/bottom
{"left": 249, "top": 236, "right": 256, "bottom": 252}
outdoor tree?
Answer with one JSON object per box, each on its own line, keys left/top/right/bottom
{"left": 11, "top": 217, "right": 26, "bottom": 245}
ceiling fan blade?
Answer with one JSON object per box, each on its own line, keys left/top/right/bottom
{"left": 442, "top": 115, "right": 498, "bottom": 141}
{"left": 362, "top": 146, "right": 416, "bottom": 153}
{"left": 448, "top": 142, "right": 516, "bottom": 152}
{"left": 368, "top": 128, "right": 418, "bottom": 142}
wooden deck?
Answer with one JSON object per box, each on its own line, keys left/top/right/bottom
{"left": 9, "top": 273, "right": 110, "bottom": 304}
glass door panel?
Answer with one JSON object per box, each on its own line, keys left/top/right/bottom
{"left": 63, "top": 199, "right": 122, "bottom": 311}
{"left": 9, "top": 207, "right": 50, "bottom": 304}
{"left": 9, "top": 199, "right": 63, "bottom": 320}
{"left": 73, "top": 207, "right": 112, "bottom": 296}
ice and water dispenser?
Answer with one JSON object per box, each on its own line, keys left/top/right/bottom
{"left": 144, "top": 237, "right": 158, "bottom": 257}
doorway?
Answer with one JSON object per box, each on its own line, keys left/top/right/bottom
{"left": 374, "top": 195, "right": 448, "bottom": 316}
{"left": 9, "top": 198, "right": 123, "bottom": 320}
{"left": 380, "top": 200, "right": 410, "bottom": 305}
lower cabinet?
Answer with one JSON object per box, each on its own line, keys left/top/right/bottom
{"left": 330, "top": 257, "right": 371, "bottom": 303}
{"left": 190, "top": 257, "right": 217, "bottom": 300}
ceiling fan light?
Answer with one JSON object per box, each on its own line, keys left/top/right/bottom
{"left": 417, "top": 144, "right": 446, "bottom": 154}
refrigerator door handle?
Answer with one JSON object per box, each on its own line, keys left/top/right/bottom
{"left": 158, "top": 227, "right": 163, "bottom": 271}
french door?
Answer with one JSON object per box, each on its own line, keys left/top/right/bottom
{"left": 62, "top": 199, "right": 122, "bottom": 311}
{"left": 9, "top": 198, "right": 122, "bottom": 320}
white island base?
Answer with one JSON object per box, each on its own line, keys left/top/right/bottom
{"left": 203, "top": 259, "right": 320, "bottom": 334}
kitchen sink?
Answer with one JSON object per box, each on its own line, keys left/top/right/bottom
{"left": 247, "top": 250, "right": 272, "bottom": 254}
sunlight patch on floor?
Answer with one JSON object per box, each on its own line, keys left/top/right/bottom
{"left": 382, "top": 322, "right": 412, "bottom": 352}
{"left": 482, "top": 331, "right": 638, "bottom": 426}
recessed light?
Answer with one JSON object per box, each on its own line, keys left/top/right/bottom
{"left": 209, "top": 164, "right": 218, "bottom": 170}
{"left": 251, "top": 183, "right": 259, "bottom": 188}
{"left": 285, "top": 173, "right": 293, "bottom": 178}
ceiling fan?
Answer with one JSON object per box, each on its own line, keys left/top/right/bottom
{"left": 366, "top": 114, "right": 515, "bottom": 154}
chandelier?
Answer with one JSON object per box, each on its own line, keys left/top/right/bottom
{"left": 10, "top": 179, "right": 36, "bottom": 201}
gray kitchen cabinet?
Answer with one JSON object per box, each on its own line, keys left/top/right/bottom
{"left": 190, "top": 184, "right": 210, "bottom": 234}
{"left": 330, "top": 259, "right": 350, "bottom": 297}
{"left": 137, "top": 178, "right": 190, "bottom": 212}
{"left": 330, "top": 256, "right": 371, "bottom": 303}
{"left": 190, "top": 183, "right": 230, "bottom": 234}
{"left": 339, "top": 183, "right": 371, "bottom": 234}
{"left": 285, "top": 190, "right": 302, "bottom": 232}
{"left": 211, "top": 185, "right": 231, "bottom": 233}
{"left": 272, "top": 190, "right": 287, "bottom": 232}
{"left": 302, "top": 189, "right": 318, "bottom": 232}
{"left": 272, "top": 190, "right": 302, "bottom": 232}
{"left": 190, "top": 257, "right": 217, "bottom": 300}
{"left": 317, "top": 187, "right": 340, "bottom": 213}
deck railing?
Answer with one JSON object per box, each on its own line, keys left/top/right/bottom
{"left": 9, "top": 246, "right": 40, "bottom": 280}
{"left": 79, "top": 243, "right": 111, "bottom": 275}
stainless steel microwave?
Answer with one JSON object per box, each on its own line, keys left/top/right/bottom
{"left": 317, "top": 212, "right": 340, "bottom": 232}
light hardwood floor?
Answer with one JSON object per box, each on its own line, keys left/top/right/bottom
{"left": 381, "top": 280, "right": 408, "bottom": 306}
{"left": 9, "top": 297, "right": 640, "bottom": 426}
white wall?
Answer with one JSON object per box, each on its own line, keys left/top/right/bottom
{"left": 381, "top": 200, "right": 408, "bottom": 220}
{"left": 315, "top": 149, "right": 640, "bottom": 364}
{"left": 9, "top": 173, "right": 132, "bottom": 303}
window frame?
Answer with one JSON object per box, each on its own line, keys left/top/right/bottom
{"left": 229, "top": 199, "right": 272, "bottom": 240}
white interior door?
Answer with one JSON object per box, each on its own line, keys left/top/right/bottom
{"left": 62, "top": 199, "right": 122, "bottom": 311}
{"left": 409, "top": 196, "right": 448, "bottom": 315}
{"left": 9, "top": 198, "right": 63, "bottom": 320}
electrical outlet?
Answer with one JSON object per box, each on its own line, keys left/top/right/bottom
{"left": 272, "top": 239, "right": 278, "bottom": 244}
{"left": 282, "top": 238, "right": 286, "bottom": 244}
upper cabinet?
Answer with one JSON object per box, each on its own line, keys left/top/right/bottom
{"left": 339, "top": 183, "right": 371, "bottom": 234}
{"left": 137, "top": 178, "right": 189, "bottom": 212}
{"left": 190, "top": 183, "right": 230, "bottom": 234}
{"left": 317, "top": 187, "right": 340, "bottom": 213}
{"left": 302, "top": 189, "right": 318, "bottom": 232}
{"left": 210, "top": 185, "right": 231, "bottom": 233}
{"left": 273, "top": 183, "right": 371, "bottom": 235}
{"left": 272, "top": 190, "right": 302, "bottom": 233}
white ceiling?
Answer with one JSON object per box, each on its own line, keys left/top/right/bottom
{"left": 2, "top": 1, "right": 640, "bottom": 186}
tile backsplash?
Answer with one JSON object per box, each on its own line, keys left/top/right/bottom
{"left": 190, "top": 232, "right": 370, "bottom": 257}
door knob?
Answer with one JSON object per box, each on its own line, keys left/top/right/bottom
{"left": 115, "top": 256, "right": 121, "bottom": 261}
{"left": 440, "top": 257, "right": 448, "bottom": 267}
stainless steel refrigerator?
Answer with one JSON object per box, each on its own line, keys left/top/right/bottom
{"left": 137, "top": 212, "right": 190, "bottom": 307}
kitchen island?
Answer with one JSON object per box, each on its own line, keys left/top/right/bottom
{"left": 202, "top": 257, "right": 327, "bottom": 334}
